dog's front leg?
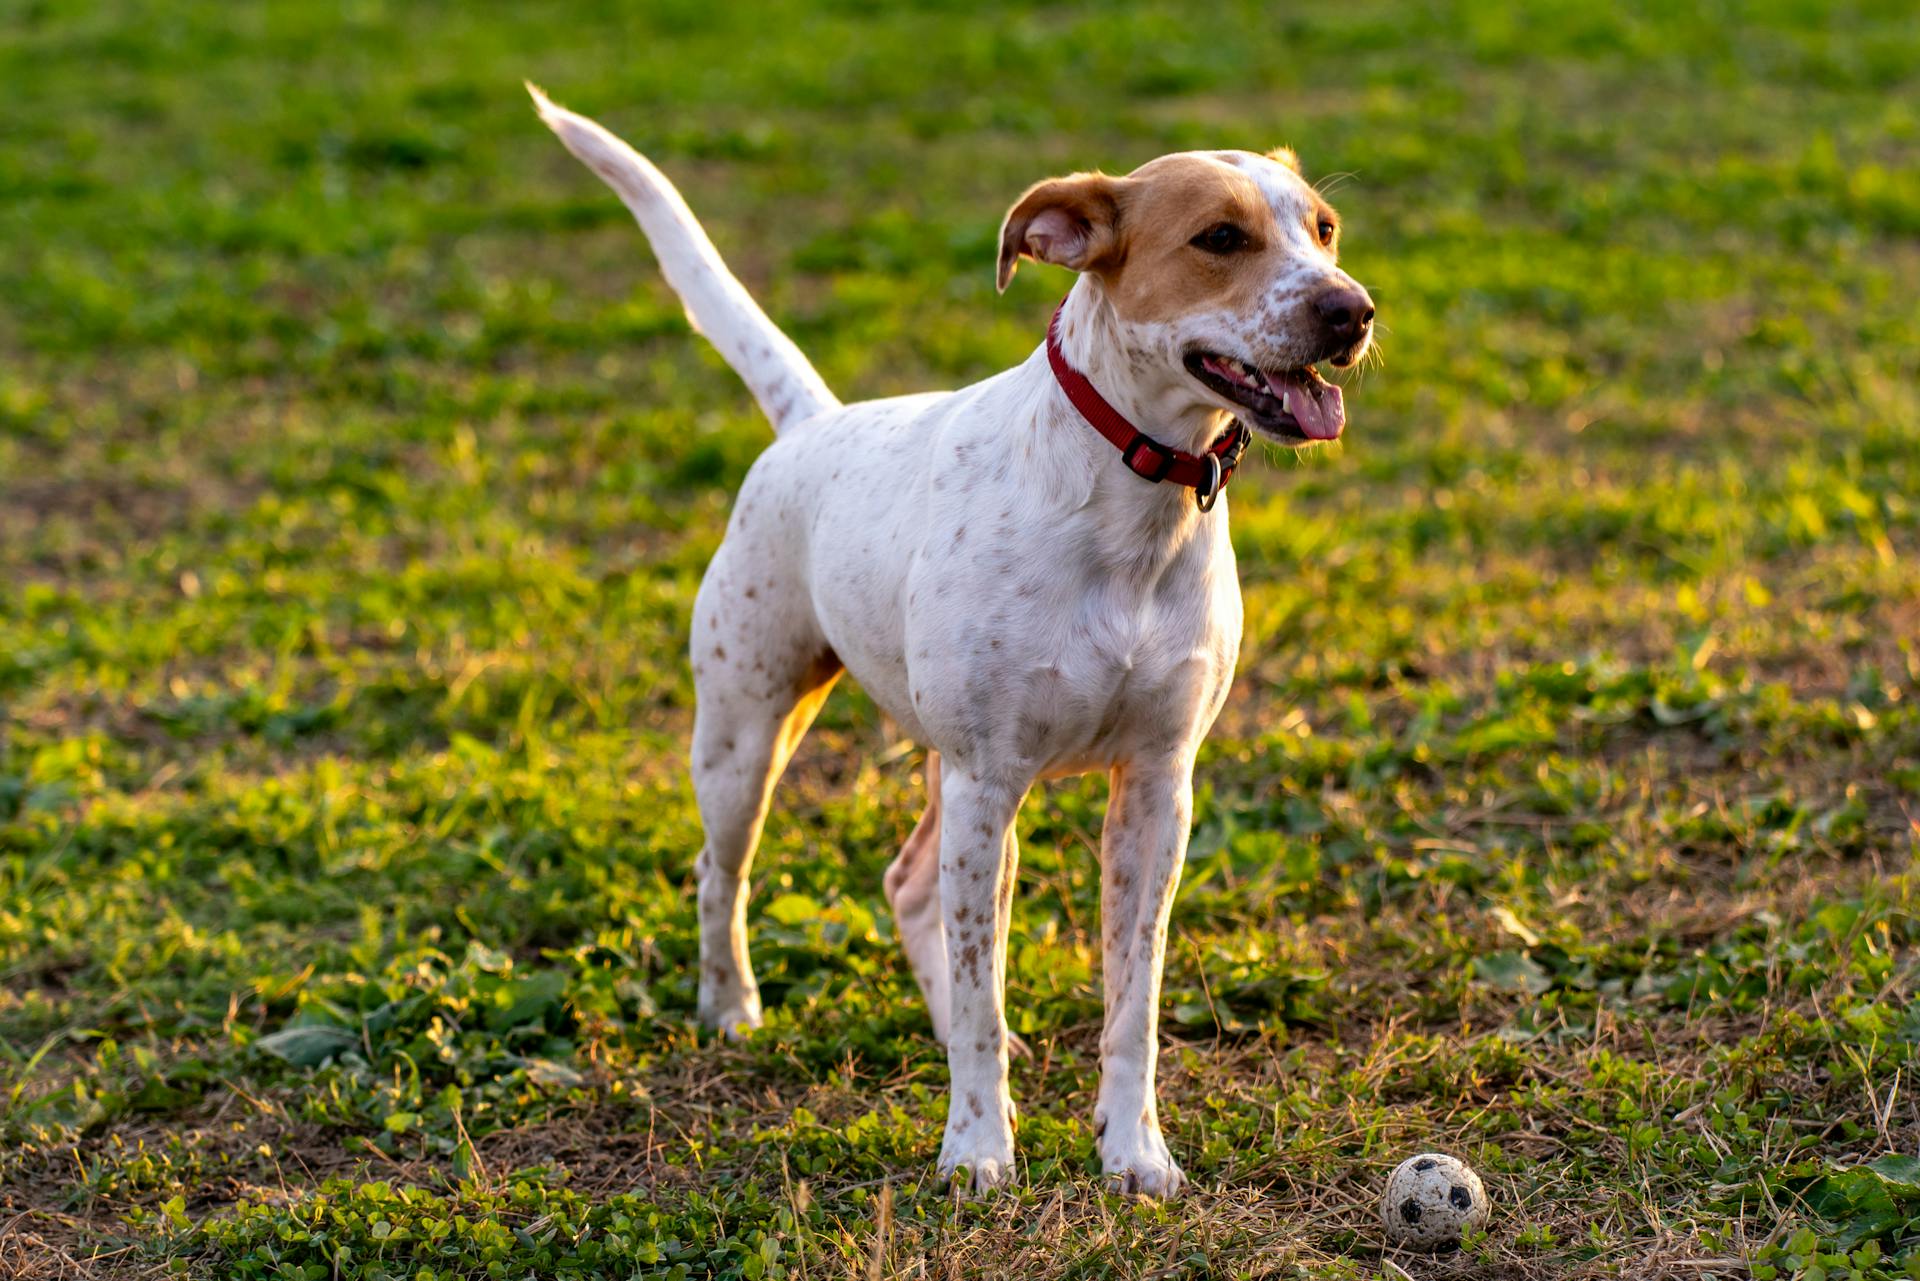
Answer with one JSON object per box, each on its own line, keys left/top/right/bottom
{"left": 1095, "top": 759, "right": 1192, "bottom": 1196}
{"left": 933, "top": 766, "right": 1026, "bottom": 1192}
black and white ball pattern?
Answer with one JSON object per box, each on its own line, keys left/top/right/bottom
{"left": 1380, "top": 1153, "right": 1490, "bottom": 1250}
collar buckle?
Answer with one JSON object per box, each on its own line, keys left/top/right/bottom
{"left": 1219, "top": 420, "right": 1250, "bottom": 473}
{"left": 1123, "top": 435, "right": 1176, "bottom": 482}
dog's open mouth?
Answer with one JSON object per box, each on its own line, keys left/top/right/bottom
{"left": 1184, "top": 352, "right": 1345, "bottom": 444}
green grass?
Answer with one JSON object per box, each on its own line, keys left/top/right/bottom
{"left": 3, "top": 0, "right": 1919, "bottom": 1276}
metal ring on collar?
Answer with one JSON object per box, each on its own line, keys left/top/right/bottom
{"left": 1194, "top": 453, "right": 1224, "bottom": 512}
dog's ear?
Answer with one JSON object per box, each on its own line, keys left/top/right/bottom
{"left": 996, "top": 173, "right": 1127, "bottom": 293}
{"left": 1266, "top": 147, "right": 1302, "bottom": 175}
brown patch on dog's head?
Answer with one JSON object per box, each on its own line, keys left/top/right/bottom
{"left": 1092, "top": 153, "right": 1288, "bottom": 324}
{"left": 995, "top": 152, "right": 1342, "bottom": 323}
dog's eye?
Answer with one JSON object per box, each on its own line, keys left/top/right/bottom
{"left": 1190, "top": 224, "right": 1247, "bottom": 255}
{"left": 1316, "top": 219, "right": 1336, "bottom": 246}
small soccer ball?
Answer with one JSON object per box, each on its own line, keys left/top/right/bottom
{"left": 1380, "top": 1153, "right": 1489, "bottom": 1251}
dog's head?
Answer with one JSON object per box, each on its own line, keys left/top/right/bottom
{"left": 998, "top": 149, "right": 1372, "bottom": 447}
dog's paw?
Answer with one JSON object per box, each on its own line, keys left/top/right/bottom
{"left": 715, "top": 1010, "right": 761, "bottom": 1041}
{"left": 938, "top": 1151, "right": 1015, "bottom": 1194}
{"left": 937, "top": 1118, "right": 1017, "bottom": 1193}
{"left": 697, "top": 988, "right": 763, "bottom": 1040}
{"left": 1100, "top": 1127, "right": 1186, "bottom": 1198}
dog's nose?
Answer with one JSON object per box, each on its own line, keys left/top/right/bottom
{"left": 1314, "top": 285, "right": 1375, "bottom": 346}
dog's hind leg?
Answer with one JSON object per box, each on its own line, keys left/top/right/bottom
{"left": 690, "top": 559, "right": 841, "bottom": 1037}
{"left": 885, "top": 753, "right": 950, "bottom": 1041}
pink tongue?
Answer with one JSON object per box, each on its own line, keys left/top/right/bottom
{"left": 1285, "top": 377, "right": 1345, "bottom": 440}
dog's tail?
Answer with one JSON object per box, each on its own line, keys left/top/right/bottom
{"left": 527, "top": 84, "right": 839, "bottom": 433}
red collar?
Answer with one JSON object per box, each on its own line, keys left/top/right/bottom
{"left": 1046, "top": 300, "right": 1250, "bottom": 511}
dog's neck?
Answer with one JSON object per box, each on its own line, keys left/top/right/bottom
{"left": 1007, "top": 279, "right": 1237, "bottom": 568}
{"left": 1050, "top": 280, "right": 1233, "bottom": 458}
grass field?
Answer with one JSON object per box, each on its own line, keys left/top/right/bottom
{"left": 4, "top": 1, "right": 1920, "bottom": 1276}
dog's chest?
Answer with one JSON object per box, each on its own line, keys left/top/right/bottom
{"left": 906, "top": 515, "right": 1240, "bottom": 771}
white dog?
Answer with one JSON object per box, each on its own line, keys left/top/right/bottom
{"left": 530, "top": 85, "right": 1374, "bottom": 1196}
